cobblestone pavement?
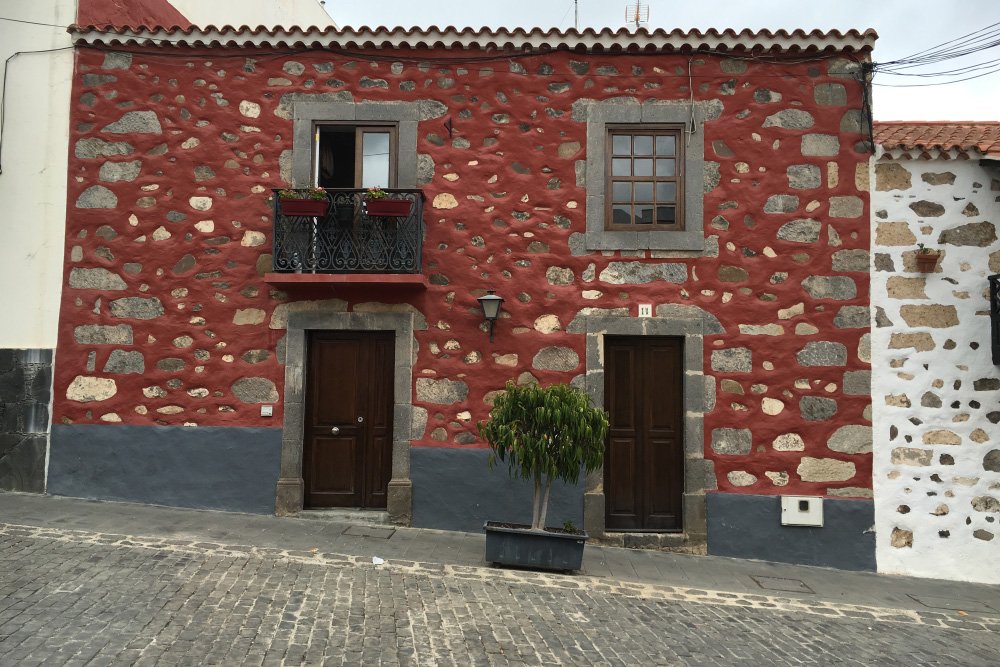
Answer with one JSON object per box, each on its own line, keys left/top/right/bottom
{"left": 1, "top": 523, "right": 998, "bottom": 666}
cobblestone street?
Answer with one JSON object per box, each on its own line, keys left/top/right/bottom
{"left": 1, "top": 522, "right": 998, "bottom": 666}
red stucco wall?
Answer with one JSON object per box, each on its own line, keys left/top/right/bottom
{"left": 57, "top": 44, "right": 871, "bottom": 497}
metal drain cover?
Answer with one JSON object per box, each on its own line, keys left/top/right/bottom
{"left": 342, "top": 525, "right": 395, "bottom": 539}
{"left": 908, "top": 595, "right": 997, "bottom": 614}
{"left": 751, "top": 576, "right": 815, "bottom": 594}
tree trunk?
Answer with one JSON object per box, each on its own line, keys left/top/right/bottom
{"left": 537, "top": 474, "right": 553, "bottom": 530}
{"left": 531, "top": 472, "right": 542, "bottom": 530}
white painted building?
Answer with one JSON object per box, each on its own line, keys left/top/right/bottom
{"left": 871, "top": 122, "right": 1000, "bottom": 584}
{"left": 168, "top": 0, "right": 337, "bottom": 30}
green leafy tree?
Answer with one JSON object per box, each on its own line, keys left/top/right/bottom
{"left": 478, "top": 380, "right": 609, "bottom": 531}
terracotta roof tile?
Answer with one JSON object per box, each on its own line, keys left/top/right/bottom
{"left": 875, "top": 121, "right": 1000, "bottom": 158}
{"left": 68, "top": 25, "right": 877, "bottom": 55}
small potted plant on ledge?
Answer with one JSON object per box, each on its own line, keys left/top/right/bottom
{"left": 364, "top": 186, "right": 412, "bottom": 217}
{"left": 915, "top": 243, "right": 941, "bottom": 273}
{"left": 278, "top": 187, "right": 329, "bottom": 217}
{"left": 478, "top": 380, "right": 608, "bottom": 573}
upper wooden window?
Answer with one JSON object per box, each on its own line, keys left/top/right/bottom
{"left": 313, "top": 123, "right": 398, "bottom": 189}
{"left": 605, "top": 126, "right": 684, "bottom": 231}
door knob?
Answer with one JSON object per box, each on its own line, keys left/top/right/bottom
{"left": 331, "top": 427, "right": 340, "bottom": 435}
{"left": 357, "top": 416, "right": 364, "bottom": 423}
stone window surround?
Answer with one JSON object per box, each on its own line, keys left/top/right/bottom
{"left": 290, "top": 100, "right": 421, "bottom": 188}
{"left": 275, "top": 311, "right": 416, "bottom": 523}
{"left": 582, "top": 101, "right": 706, "bottom": 252}
{"left": 581, "top": 314, "right": 712, "bottom": 546}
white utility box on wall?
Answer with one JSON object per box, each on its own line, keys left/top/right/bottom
{"left": 780, "top": 496, "right": 824, "bottom": 527}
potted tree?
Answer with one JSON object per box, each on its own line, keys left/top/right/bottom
{"left": 278, "top": 187, "right": 329, "bottom": 217}
{"left": 364, "top": 186, "right": 412, "bottom": 217}
{"left": 478, "top": 380, "right": 608, "bottom": 572}
{"left": 915, "top": 243, "right": 941, "bottom": 273}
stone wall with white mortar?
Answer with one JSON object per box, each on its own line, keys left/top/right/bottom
{"left": 872, "top": 154, "right": 1000, "bottom": 584}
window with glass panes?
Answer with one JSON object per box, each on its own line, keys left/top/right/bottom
{"left": 606, "top": 126, "right": 684, "bottom": 230}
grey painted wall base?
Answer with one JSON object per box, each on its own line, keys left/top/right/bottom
{"left": 411, "top": 447, "right": 584, "bottom": 533}
{"left": 706, "top": 492, "right": 876, "bottom": 571}
{"left": 0, "top": 349, "right": 53, "bottom": 494}
{"left": 49, "top": 424, "right": 282, "bottom": 514}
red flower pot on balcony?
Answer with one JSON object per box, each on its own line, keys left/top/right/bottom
{"left": 280, "top": 198, "right": 329, "bottom": 217}
{"left": 366, "top": 199, "right": 411, "bottom": 217}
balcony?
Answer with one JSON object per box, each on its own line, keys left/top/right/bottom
{"left": 270, "top": 189, "right": 424, "bottom": 282}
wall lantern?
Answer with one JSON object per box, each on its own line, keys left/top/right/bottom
{"left": 477, "top": 290, "right": 504, "bottom": 343}
{"left": 990, "top": 274, "right": 1000, "bottom": 365}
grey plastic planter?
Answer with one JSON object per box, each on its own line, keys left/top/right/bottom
{"left": 484, "top": 521, "right": 589, "bottom": 572}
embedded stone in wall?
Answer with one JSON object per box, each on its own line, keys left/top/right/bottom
{"left": 704, "top": 163, "right": 720, "bottom": 192}
{"left": 858, "top": 334, "right": 871, "bottom": 363}
{"left": 68, "top": 267, "right": 126, "bottom": 291}
{"left": 829, "top": 196, "right": 863, "bottom": 219}
{"left": 532, "top": 347, "right": 579, "bottom": 372}
{"left": 101, "top": 111, "right": 162, "bottom": 134}
{"left": 76, "top": 185, "right": 118, "bottom": 209}
{"left": 937, "top": 222, "right": 997, "bottom": 247}
{"left": 888, "top": 332, "right": 934, "bottom": 352}
{"left": 156, "top": 358, "right": 185, "bottom": 372}
{"left": 416, "top": 378, "right": 469, "bottom": 405}
{"left": 711, "top": 428, "right": 752, "bottom": 455}
{"left": 985, "top": 450, "right": 1000, "bottom": 472}
{"left": 173, "top": 254, "right": 196, "bottom": 274}
{"left": 776, "top": 219, "right": 821, "bottom": 243}
{"left": 796, "top": 341, "right": 847, "bottom": 367}
{"left": 885, "top": 277, "right": 927, "bottom": 299}
{"left": 921, "top": 171, "right": 955, "bottom": 186}
{"left": 763, "top": 195, "right": 799, "bottom": 214}
{"left": 98, "top": 160, "right": 142, "bottom": 183}
{"left": 908, "top": 200, "right": 945, "bottom": 217}
{"left": 813, "top": 83, "right": 847, "bottom": 106}
{"left": 922, "top": 430, "right": 962, "bottom": 446}
{"left": 787, "top": 164, "right": 821, "bottom": 189}
{"left": 66, "top": 376, "right": 117, "bottom": 402}
{"left": 898, "top": 305, "right": 959, "bottom": 329}
{"left": 832, "top": 305, "right": 868, "bottom": 328}
{"left": 598, "top": 262, "right": 686, "bottom": 285}
{"left": 773, "top": 433, "right": 805, "bottom": 451}
{"left": 891, "top": 528, "right": 913, "bottom": 549}
{"left": 74, "top": 324, "right": 133, "bottom": 345}
{"left": 534, "top": 315, "right": 561, "bottom": 334}
{"left": 796, "top": 457, "right": 855, "bottom": 482}
{"left": 241, "top": 350, "right": 270, "bottom": 364}
{"left": 233, "top": 308, "right": 266, "bottom": 325}
{"left": 843, "top": 370, "right": 871, "bottom": 396}
{"left": 801, "top": 276, "right": 856, "bottom": 300}
{"left": 740, "top": 324, "right": 784, "bottom": 336}
{"left": 891, "top": 447, "right": 933, "bottom": 466}
{"left": 874, "top": 163, "right": 912, "bottom": 191}
{"left": 109, "top": 297, "right": 164, "bottom": 320}
{"left": 102, "top": 350, "right": 145, "bottom": 374}
{"left": 727, "top": 471, "right": 757, "bottom": 486}
{"left": 718, "top": 266, "right": 749, "bottom": 282}
{"left": 761, "top": 398, "right": 784, "bottom": 415}
{"left": 800, "top": 396, "right": 837, "bottom": 421}
{"left": 762, "top": 109, "right": 814, "bottom": 130}
{"left": 875, "top": 222, "right": 917, "bottom": 246}
{"left": 432, "top": 193, "right": 458, "bottom": 209}
{"left": 75, "top": 138, "right": 135, "bottom": 159}
{"left": 801, "top": 134, "right": 839, "bottom": 156}
{"left": 546, "top": 266, "right": 574, "bottom": 286}
{"left": 972, "top": 496, "right": 1000, "bottom": 513}
{"left": 827, "top": 425, "right": 872, "bottom": 454}
{"left": 231, "top": 378, "right": 279, "bottom": 404}
{"left": 711, "top": 348, "right": 751, "bottom": 373}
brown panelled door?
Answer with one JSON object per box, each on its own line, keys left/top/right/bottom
{"left": 304, "top": 331, "right": 394, "bottom": 508}
{"left": 604, "top": 336, "right": 684, "bottom": 531}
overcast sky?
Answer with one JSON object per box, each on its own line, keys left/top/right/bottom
{"left": 322, "top": 0, "right": 1000, "bottom": 121}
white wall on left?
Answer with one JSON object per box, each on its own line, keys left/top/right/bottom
{"left": 0, "top": 0, "right": 76, "bottom": 349}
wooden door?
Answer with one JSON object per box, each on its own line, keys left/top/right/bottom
{"left": 304, "top": 331, "right": 394, "bottom": 508}
{"left": 604, "top": 336, "right": 684, "bottom": 531}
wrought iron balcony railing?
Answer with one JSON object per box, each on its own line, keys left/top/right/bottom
{"left": 271, "top": 188, "right": 424, "bottom": 274}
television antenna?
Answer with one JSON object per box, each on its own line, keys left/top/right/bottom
{"left": 625, "top": 3, "right": 649, "bottom": 30}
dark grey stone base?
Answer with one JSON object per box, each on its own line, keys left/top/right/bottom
{"left": 0, "top": 349, "right": 53, "bottom": 493}
{"left": 706, "top": 492, "right": 876, "bottom": 571}
{"left": 49, "top": 424, "right": 282, "bottom": 514}
{"left": 410, "top": 447, "right": 584, "bottom": 533}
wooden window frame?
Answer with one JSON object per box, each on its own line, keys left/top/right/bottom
{"left": 312, "top": 122, "right": 399, "bottom": 189}
{"left": 604, "top": 124, "right": 685, "bottom": 232}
